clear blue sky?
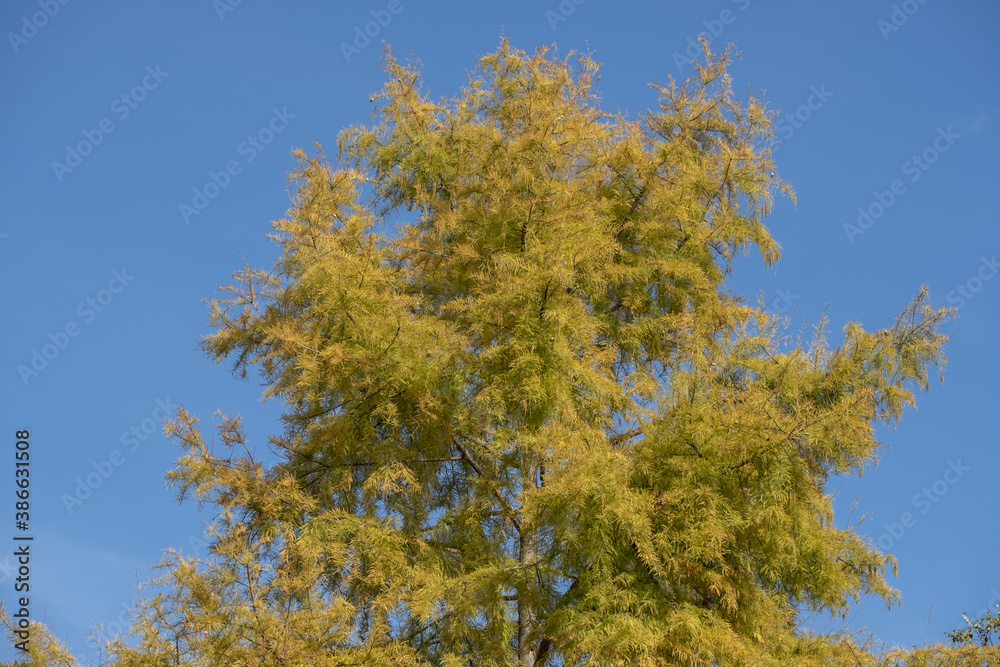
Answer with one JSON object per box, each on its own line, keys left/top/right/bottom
{"left": 2, "top": 0, "right": 997, "bottom": 661}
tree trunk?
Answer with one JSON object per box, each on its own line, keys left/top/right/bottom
{"left": 518, "top": 455, "right": 539, "bottom": 666}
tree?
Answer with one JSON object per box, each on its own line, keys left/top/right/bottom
{"left": 0, "top": 604, "right": 79, "bottom": 666}
{"left": 863, "top": 605, "right": 1000, "bottom": 666}
{"left": 64, "top": 39, "right": 986, "bottom": 665}
{"left": 946, "top": 605, "right": 1000, "bottom": 650}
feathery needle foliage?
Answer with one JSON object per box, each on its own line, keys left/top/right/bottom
{"left": 22, "top": 39, "right": 994, "bottom": 667}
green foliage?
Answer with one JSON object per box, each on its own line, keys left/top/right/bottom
{"left": 16, "top": 39, "right": 994, "bottom": 666}
{"left": 948, "top": 606, "right": 1000, "bottom": 648}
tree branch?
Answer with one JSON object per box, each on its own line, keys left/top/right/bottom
{"left": 453, "top": 435, "right": 522, "bottom": 534}
{"left": 609, "top": 428, "right": 643, "bottom": 447}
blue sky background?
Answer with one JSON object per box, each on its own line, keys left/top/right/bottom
{"left": 1, "top": 0, "right": 997, "bottom": 662}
